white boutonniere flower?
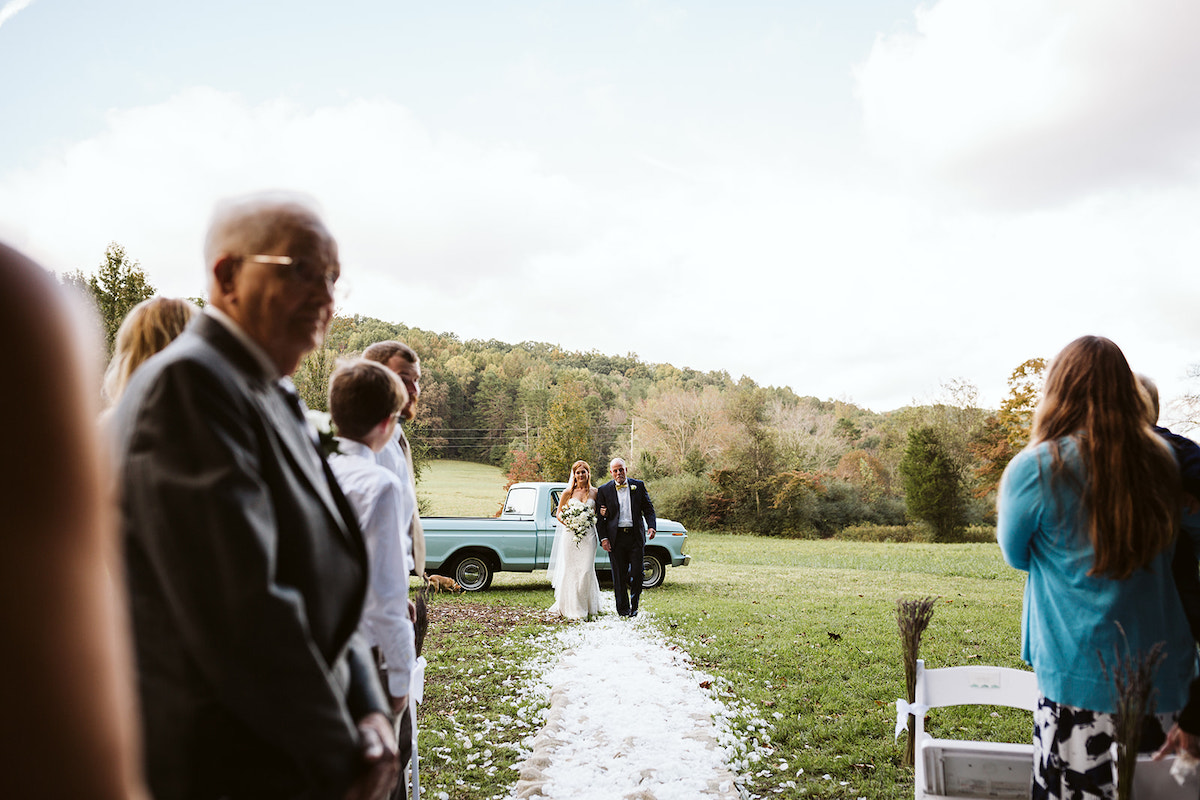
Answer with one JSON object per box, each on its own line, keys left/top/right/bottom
{"left": 305, "top": 409, "right": 341, "bottom": 458}
{"left": 629, "top": 484, "right": 637, "bottom": 491}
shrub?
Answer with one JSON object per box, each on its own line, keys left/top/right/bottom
{"left": 651, "top": 473, "right": 713, "bottom": 529}
{"left": 833, "top": 523, "right": 934, "bottom": 543}
{"left": 944, "top": 524, "right": 997, "bottom": 544}
{"left": 832, "top": 523, "right": 996, "bottom": 544}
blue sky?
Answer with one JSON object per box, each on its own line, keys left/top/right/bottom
{"left": 3, "top": 0, "right": 1199, "bottom": 414}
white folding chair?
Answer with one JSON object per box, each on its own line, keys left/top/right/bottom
{"left": 913, "top": 659, "right": 1038, "bottom": 800}
{"left": 912, "top": 659, "right": 1199, "bottom": 800}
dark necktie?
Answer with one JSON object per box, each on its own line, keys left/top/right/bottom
{"left": 277, "top": 378, "right": 325, "bottom": 473}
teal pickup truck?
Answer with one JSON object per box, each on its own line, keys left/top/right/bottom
{"left": 423, "top": 482, "right": 690, "bottom": 591}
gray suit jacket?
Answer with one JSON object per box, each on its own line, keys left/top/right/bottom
{"left": 114, "top": 314, "right": 387, "bottom": 800}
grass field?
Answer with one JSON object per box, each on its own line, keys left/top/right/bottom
{"left": 419, "top": 459, "right": 508, "bottom": 516}
{"left": 411, "top": 466, "right": 1030, "bottom": 800}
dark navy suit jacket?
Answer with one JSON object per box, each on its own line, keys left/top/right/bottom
{"left": 595, "top": 478, "right": 658, "bottom": 545}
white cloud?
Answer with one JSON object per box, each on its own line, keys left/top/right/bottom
{"left": 0, "top": 88, "right": 589, "bottom": 298}
{"left": 856, "top": 0, "right": 1200, "bottom": 209}
{"left": 0, "top": 0, "right": 36, "bottom": 31}
{"left": 3, "top": 85, "right": 1200, "bottom": 413}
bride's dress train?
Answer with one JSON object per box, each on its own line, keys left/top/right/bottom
{"left": 548, "top": 498, "right": 603, "bottom": 620}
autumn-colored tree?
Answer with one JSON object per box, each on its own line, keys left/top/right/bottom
{"left": 768, "top": 470, "right": 824, "bottom": 536}
{"left": 504, "top": 449, "right": 543, "bottom": 489}
{"left": 972, "top": 357, "right": 1047, "bottom": 496}
{"left": 834, "top": 449, "right": 892, "bottom": 501}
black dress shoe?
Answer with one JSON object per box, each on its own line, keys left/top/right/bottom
{"left": 629, "top": 610, "right": 638, "bottom": 618}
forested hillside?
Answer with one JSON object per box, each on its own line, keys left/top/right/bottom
{"left": 59, "top": 245, "right": 1038, "bottom": 540}
{"left": 293, "top": 313, "right": 1043, "bottom": 539}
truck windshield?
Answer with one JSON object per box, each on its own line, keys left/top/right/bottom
{"left": 504, "top": 487, "right": 537, "bottom": 516}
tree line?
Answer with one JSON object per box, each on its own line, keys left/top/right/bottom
{"left": 67, "top": 243, "right": 1052, "bottom": 540}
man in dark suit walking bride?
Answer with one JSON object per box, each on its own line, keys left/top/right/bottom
{"left": 596, "top": 458, "right": 657, "bottom": 618}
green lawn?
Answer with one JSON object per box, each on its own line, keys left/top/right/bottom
{"left": 414, "top": 525, "right": 1031, "bottom": 800}
{"left": 418, "top": 459, "right": 508, "bottom": 516}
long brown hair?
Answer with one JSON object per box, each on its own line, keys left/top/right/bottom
{"left": 557, "top": 460, "right": 593, "bottom": 515}
{"left": 1031, "top": 335, "right": 1179, "bottom": 579}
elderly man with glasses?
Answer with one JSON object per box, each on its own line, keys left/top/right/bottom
{"left": 112, "top": 193, "right": 399, "bottom": 800}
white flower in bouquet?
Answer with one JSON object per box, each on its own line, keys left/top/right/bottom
{"left": 561, "top": 500, "right": 597, "bottom": 547}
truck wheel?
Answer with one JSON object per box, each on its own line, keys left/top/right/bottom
{"left": 452, "top": 554, "right": 494, "bottom": 591}
{"left": 641, "top": 551, "right": 665, "bottom": 589}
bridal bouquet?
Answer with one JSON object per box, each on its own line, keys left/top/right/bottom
{"left": 560, "top": 501, "right": 597, "bottom": 547}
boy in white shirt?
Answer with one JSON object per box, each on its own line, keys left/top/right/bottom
{"left": 327, "top": 360, "right": 417, "bottom": 728}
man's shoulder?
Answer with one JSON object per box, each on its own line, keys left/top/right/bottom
{"left": 115, "top": 327, "right": 252, "bottom": 435}
{"left": 376, "top": 437, "right": 407, "bottom": 476}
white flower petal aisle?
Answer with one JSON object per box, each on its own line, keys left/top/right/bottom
{"left": 510, "top": 605, "right": 761, "bottom": 800}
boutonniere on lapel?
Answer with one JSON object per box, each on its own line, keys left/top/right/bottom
{"left": 629, "top": 484, "right": 637, "bottom": 491}
{"left": 305, "top": 409, "right": 342, "bottom": 458}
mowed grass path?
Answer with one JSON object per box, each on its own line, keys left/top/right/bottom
{"left": 415, "top": 463, "right": 1030, "bottom": 799}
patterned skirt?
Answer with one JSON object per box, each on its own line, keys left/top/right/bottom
{"left": 1032, "top": 693, "right": 1175, "bottom": 800}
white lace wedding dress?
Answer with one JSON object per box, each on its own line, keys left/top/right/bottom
{"left": 547, "top": 498, "right": 603, "bottom": 619}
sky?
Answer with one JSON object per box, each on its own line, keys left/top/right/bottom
{"left": 2, "top": 0, "right": 1199, "bottom": 414}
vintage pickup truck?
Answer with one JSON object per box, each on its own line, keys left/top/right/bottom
{"left": 423, "top": 482, "right": 690, "bottom": 591}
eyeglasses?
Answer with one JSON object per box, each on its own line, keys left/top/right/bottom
{"left": 243, "top": 254, "right": 339, "bottom": 291}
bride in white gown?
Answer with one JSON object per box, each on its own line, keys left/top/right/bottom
{"left": 547, "top": 460, "right": 603, "bottom": 620}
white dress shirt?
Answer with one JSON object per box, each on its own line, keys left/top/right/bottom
{"left": 616, "top": 483, "right": 633, "bottom": 527}
{"left": 376, "top": 426, "right": 425, "bottom": 575}
{"left": 329, "top": 439, "right": 415, "bottom": 696}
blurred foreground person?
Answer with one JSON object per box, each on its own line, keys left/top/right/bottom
{"left": 0, "top": 242, "right": 148, "bottom": 799}
{"left": 112, "top": 194, "right": 397, "bottom": 800}
{"left": 997, "top": 335, "right": 1198, "bottom": 800}
{"left": 1138, "top": 374, "right": 1200, "bottom": 762}
{"left": 102, "top": 296, "right": 198, "bottom": 409}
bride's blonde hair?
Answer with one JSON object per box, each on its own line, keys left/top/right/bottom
{"left": 557, "top": 460, "right": 592, "bottom": 515}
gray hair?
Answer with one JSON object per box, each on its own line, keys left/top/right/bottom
{"left": 203, "top": 191, "right": 330, "bottom": 270}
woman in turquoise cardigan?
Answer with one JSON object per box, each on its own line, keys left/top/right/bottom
{"left": 997, "top": 335, "right": 1197, "bottom": 800}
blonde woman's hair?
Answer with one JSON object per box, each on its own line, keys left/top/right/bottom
{"left": 557, "top": 460, "right": 593, "bottom": 515}
{"left": 102, "top": 297, "right": 198, "bottom": 407}
{"left": 1031, "top": 335, "right": 1179, "bottom": 579}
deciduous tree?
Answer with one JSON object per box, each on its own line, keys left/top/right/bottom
{"left": 69, "top": 243, "right": 156, "bottom": 358}
{"left": 972, "top": 358, "right": 1046, "bottom": 496}
{"left": 536, "top": 381, "right": 595, "bottom": 482}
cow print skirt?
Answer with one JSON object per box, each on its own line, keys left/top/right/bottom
{"left": 1032, "top": 693, "right": 1174, "bottom": 800}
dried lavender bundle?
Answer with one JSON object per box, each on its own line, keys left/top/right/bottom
{"left": 414, "top": 584, "right": 430, "bottom": 657}
{"left": 1099, "top": 623, "right": 1166, "bottom": 800}
{"left": 897, "top": 596, "right": 937, "bottom": 767}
